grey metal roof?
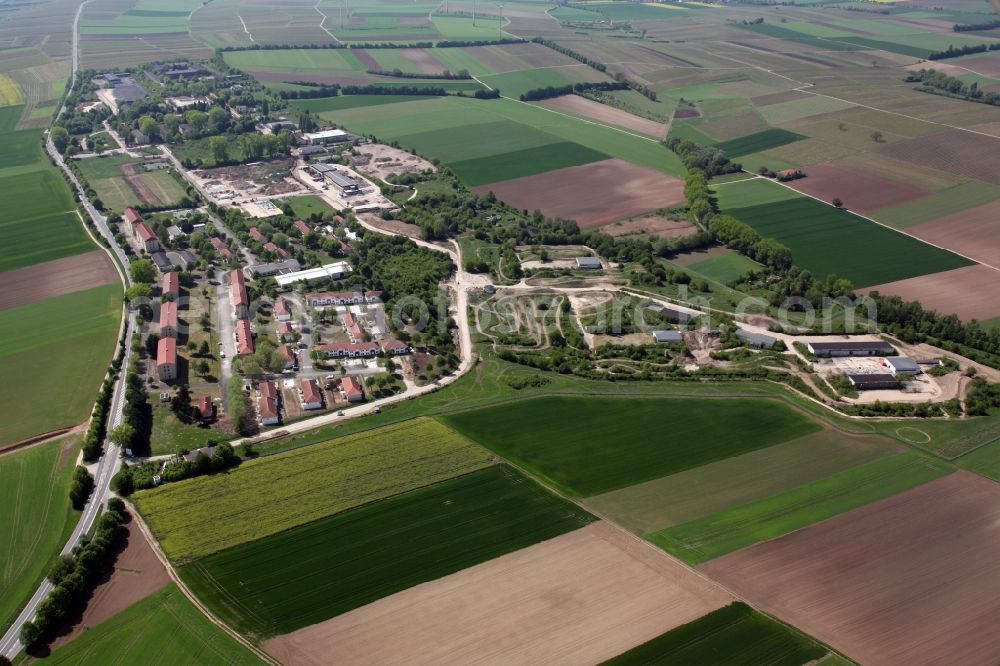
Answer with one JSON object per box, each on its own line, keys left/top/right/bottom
{"left": 737, "top": 329, "right": 778, "bottom": 348}
{"left": 808, "top": 340, "right": 895, "bottom": 353}
{"left": 885, "top": 356, "right": 920, "bottom": 372}
{"left": 652, "top": 330, "right": 683, "bottom": 343}
{"left": 575, "top": 256, "right": 601, "bottom": 268}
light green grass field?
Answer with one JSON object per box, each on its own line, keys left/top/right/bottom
{"left": 0, "top": 284, "right": 121, "bottom": 446}
{"left": 586, "top": 429, "right": 898, "bottom": 533}
{"left": 0, "top": 436, "right": 80, "bottom": 632}
{"left": 180, "top": 465, "right": 595, "bottom": 638}
{"left": 280, "top": 194, "right": 332, "bottom": 219}
{"left": 37, "top": 584, "right": 265, "bottom": 665}
{"left": 685, "top": 250, "right": 762, "bottom": 283}
{"left": 479, "top": 67, "right": 577, "bottom": 100}
{"left": 292, "top": 94, "right": 436, "bottom": 113}
{"left": 715, "top": 128, "right": 807, "bottom": 158}
{"left": 649, "top": 453, "right": 953, "bottom": 565}
{"left": 134, "top": 418, "right": 493, "bottom": 560}
{"left": 441, "top": 395, "right": 821, "bottom": 497}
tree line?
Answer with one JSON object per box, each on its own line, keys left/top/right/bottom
{"left": 927, "top": 42, "right": 1000, "bottom": 60}
{"left": 519, "top": 81, "right": 628, "bottom": 101}
{"left": 529, "top": 37, "right": 658, "bottom": 100}
{"left": 218, "top": 38, "right": 524, "bottom": 52}
{"left": 907, "top": 68, "right": 1000, "bottom": 106}
{"left": 365, "top": 68, "right": 472, "bottom": 80}
{"left": 953, "top": 19, "right": 1000, "bottom": 32}
{"left": 112, "top": 442, "right": 241, "bottom": 495}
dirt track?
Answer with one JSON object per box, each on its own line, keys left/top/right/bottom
{"left": 864, "top": 264, "right": 1000, "bottom": 321}
{"left": 539, "top": 95, "right": 666, "bottom": 138}
{"left": 473, "top": 159, "right": 685, "bottom": 229}
{"left": 0, "top": 250, "right": 119, "bottom": 310}
{"left": 703, "top": 472, "right": 1000, "bottom": 666}
{"left": 264, "top": 521, "right": 731, "bottom": 666}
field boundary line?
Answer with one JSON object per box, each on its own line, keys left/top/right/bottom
{"left": 502, "top": 94, "right": 665, "bottom": 145}
{"left": 128, "top": 507, "right": 280, "bottom": 666}
{"left": 314, "top": 0, "right": 342, "bottom": 44}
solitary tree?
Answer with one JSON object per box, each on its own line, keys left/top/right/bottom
{"left": 870, "top": 130, "right": 884, "bottom": 143}
{"left": 832, "top": 197, "right": 844, "bottom": 208}
{"left": 51, "top": 126, "right": 70, "bottom": 153}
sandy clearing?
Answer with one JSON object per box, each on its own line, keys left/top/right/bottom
{"left": 0, "top": 250, "right": 119, "bottom": 311}
{"left": 864, "top": 264, "right": 1000, "bottom": 321}
{"left": 702, "top": 472, "right": 1000, "bottom": 666}
{"left": 265, "top": 521, "right": 731, "bottom": 666}
{"left": 601, "top": 215, "right": 696, "bottom": 239}
{"left": 539, "top": 95, "right": 666, "bottom": 138}
{"left": 473, "top": 158, "right": 685, "bottom": 228}
{"left": 51, "top": 515, "right": 171, "bottom": 648}
{"left": 787, "top": 162, "right": 930, "bottom": 214}
{"left": 906, "top": 199, "right": 1000, "bottom": 268}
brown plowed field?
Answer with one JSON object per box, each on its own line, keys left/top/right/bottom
{"left": 788, "top": 163, "right": 930, "bottom": 213}
{"left": 122, "top": 163, "right": 161, "bottom": 206}
{"left": 473, "top": 158, "right": 685, "bottom": 228}
{"left": 0, "top": 251, "right": 118, "bottom": 311}
{"left": 954, "top": 53, "right": 1000, "bottom": 78}
{"left": 877, "top": 130, "right": 1000, "bottom": 185}
{"left": 907, "top": 199, "right": 1000, "bottom": 267}
{"left": 50, "top": 515, "right": 170, "bottom": 649}
{"left": 702, "top": 472, "right": 1000, "bottom": 666}
{"left": 399, "top": 48, "right": 447, "bottom": 74}
{"left": 539, "top": 95, "right": 666, "bottom": 138}
{"left": 351, "top": 49, "right": 380, "bottom": 71}
{"left": 864, "top": 264, "right": 1000, "bottom": 321}
{"left": 601, "top": 215, "right": 696, "bottom": 239}
{"left": 265, "top": 522, "right": 731, "bottom": 666}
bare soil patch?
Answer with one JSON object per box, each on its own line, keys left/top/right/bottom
{"left": 788, "top": 162, "right": 930, "bottom": 213}
{"left": 357, "top": 212, "right": 423, "bottom": 239}
{"left": 955, "top": 53, "right": 1000, "bottom": 78}
{"left": 399, "top": 48, "right": 446, "bottom": 74}
{"left": 670, "top": 244, "right": 731, "bottom": 266}
{"left": 539, "top": 95, "right": 666, "bottom": 138}
{"left": 877, "top": 129, "right": 1000, "bottom": 185}
{"left": 907, "top": 199, "right": 1000, "bottom": 267}
{"left": 265, "top": 521, "right": 731, "bottom": 666}
{"left": 473, "top": 158, "right": 685, "bottom": 228}
{"left": 351, "top": 49, "right": 380, "bottom": 71}
{"left": 122, "top": 162, "right": 161, "bottom": 206}
{"left": 0, "top": 251, "right": 119, "bottom": 311}
{"left": 702, "top": 472, "right": 1000, "bottom": 666}
{"left": 672, "top": 107, "right": 700, "bottom": 118}
{"left": 50, "top": 515, "right": 170, "bottom": 649}
{"left": 601, "top": 215, "right": 696, "bottom": 239}
{"left": 864, "top": 264, "right": 1000, "bottom": 321}
{"left": 350, "top": 143, "right": 436, "bottom": 180}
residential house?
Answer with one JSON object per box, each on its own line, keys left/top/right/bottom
{"left": 136, "top": 222, "right": 160, "bottom": 253}
{"left": 257, "top": 381, "right": 280, "bottom": 425}
{"left": 342, "top": 312, "right": 364, "bottom": 343}
{"left": 278, "top": 344, "right": 296, "bottom": 370}
{"left": 249, "top": 227, "right": 266, "bottom": 243}
{"left": 210, "top": 236, "right": 234, "bottom": 258}
{"left": 230, "top": 269, "right": 249, "bottom": 319}
{"left": 293, "top": 219, "right": 311, "bottom": 235}
{"left": 162, "top": 271, "right": 179, "bottom": 299}
{"left": 197, "top": 396, "right": 214, "bottom": 420}
{"left": 277, "top": 322, "right": 294, "bottom": 342}
{"left": 299, "top": 379, "right": 324, "bottom": 410}
{"left": 274, "top": 298, "right": 293, "bottom": 322}
{"left": 316, "top": 342, "right": 379, "bottom": 359}
{"left": 341, "top": 375, "right": 363, "bottom": 402}
{"left": 380, "top": 339, "right": 410, "bottom": 355}
{"left": 159, "top": 300, "right": 178, "bottom": 338}
{"left": 235, "top": 319, "right": 254, "bottom": 356}
{"left": 156, "top": 337, "right": 177, "bottom": 382}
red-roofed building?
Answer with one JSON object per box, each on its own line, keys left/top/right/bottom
{"left": 274, "top": 298, "right": 292, "bottom": 322}
{"left": 198, "top": 396, "right": 214, "bottom": 420}
{"left": 341, "top": 375, "right": 363, "bottom": 402}
{"left": 230, "top": 269, "right": 249, "bottom": 319}
{"left": 249, "top": 227, "right": 266, "bottom": 243}
{"left": 264, "top": 242, "right": 289, "bottom": 259}
{"left": 210, "top": 236, "right": 234, "bottom": 258}
{"left": 277, "top": 322, "right": 294, "bottom": 342}
{"left": 316, "top": 341, "right": 379, "bottom": 359}
{"left": 159, "top": 300, "right": 178, "bottom": 338}
{"left": 235, "top": 319, "right": 254, "bottom": 356}
{"left": 124, "top": 207, "right": 143, "bottom": 227}
{"left": 293, "top": 219, "right": 311, "bottom": 235}
{"left": 380, "top": 339, "right": 410, "bottom": 355}
{"left": 157, "top": 337, "right": 177, "bottom": 382}
{"left": 299, "top": 379, "right": 323, "bottom": 410}
{"left": 257, "top": 381, "right": 279, "bottom": 425}
{"left": 136, "top": 222, "right": 160, "bottom": 252}
{"left": 278, "top": 344, "right": 296, "bottom": 369}
{"left": 342, "top": 312, "right": 363, "bottom": 342}
{"left": 162, "top": 272, "right": 179, "bottom": 299}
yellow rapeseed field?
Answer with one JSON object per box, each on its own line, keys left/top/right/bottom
{"left": 0, "top": 74, "right": 25, "bottom": 107}
{"left": 134, "top": 418, "right": 494, "bottom": 561}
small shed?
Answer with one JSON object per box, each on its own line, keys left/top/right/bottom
{"left": 575, "top": 256, "right": 602, "bottom": 269}
{"left": 652, "top": 330, "right": 683, "bottom": 344}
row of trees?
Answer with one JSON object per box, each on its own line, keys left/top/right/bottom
{"left": 928, "top": 42, "right": 1000, "bottom": 60}
{"left": 219, "top": 38, "right": 524, "bottom": 52}
{"left": 907, "top": 68, "right": 1000, "bottom": 106}
{"left": 365, "top": 68, "right": 472, "bottom": 80}
{"left": 81, "top": 336, "right": 127, "bottom": 462}
{"left": 709, "top": 215, "right": 793, "bottom": 270}
{"left": 529, "top": 37, "right": 658, "bottom": 100}
{"left": 68, "top": 467, "right": 94, "bottom": 510}
{"left": 518, "top": 80, "right": 628, "bottom": 102}
{"left": 953, "top": 19, "right": 1000, "bottom": 32}
{"left": 112, "top": 442, "right": 240, "bottom": 495}
{"left": 20, "top": 500, "right": 128, "bottom": 650}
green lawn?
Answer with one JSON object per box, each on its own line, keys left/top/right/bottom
{"left": 36, "top": 584, "right": 264, "bottom": 665}
{"left": 180, "top": 465, "right": 595, "bottom": 638}
{"left": 150, "top": 405, "right": 226, "bottom": 456}
{"left": 715, "top": 179, "right": 973, "bottom": 287}
{"left": 685, "top": 250, "right": 762, "bottom": 284}
{"left": 440, "top": 395, "right": 821, "bottom": 497}
{"left": 603, "top": 602, "right": 829, "bottom": 665}
{"left": 280, "top": 194, "right": 332, "bottom": 219}
{"left": 649, "top": 453, "right": 953, "bottom": 565}
{"left": 0, "top": 284, "right": 121, "bottom": 446}
{"left": 0, "top": 436, "right": 80, "bottom": 632}
{"left": 715, "top": 128, "right": 807, "bottom": 158}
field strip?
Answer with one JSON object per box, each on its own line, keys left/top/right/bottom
{"left": 505, "top": 95, "right": 663, "bottom": 144}
{"left": 314, "top": 0, "right": 342, "bottom": 44}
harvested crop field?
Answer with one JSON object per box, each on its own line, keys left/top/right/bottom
{"left": 52, "top": 516, "right": 170, "bottom": 648}
{"left": 864, "top": 264, "right": 1000, "bottom": 321}
{"left": 264, "top": 521, "right": 732, "bottom": 666}
{"left": 906, "top": 199, "right": 1000, "bottom": 267}
{"left": 701, "top": 471, "right": 1000, "bottom": 666}
{"left": 788, "top": 162, "right": 930, "bottom": 214}
{"left": 0, "top": 250, "right": 118, "bottom": 311}
{"left": 473, "top": 159, "right": 684, "bottom": 228}
{"left": 538, "top": 95, "right": 666, "bottom": 138}
{"left": 600, "top": 215, "right": 696, "bottom": 239}
{"left": 877, "top": 130, "right": 1000, "bottom": 185}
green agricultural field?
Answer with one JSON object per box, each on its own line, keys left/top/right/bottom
{"left": 588, "top": 1, "right": 694, "bottom": 20}
{"left": 0, "top": 436, "right": 80, "bottom": 632}
{"left": 650, "top": 453, "right": 953, "bottom": 565}
{"left": 684, "top": 250, "right": 762, "bottom": 284}
{"left": 715, "top": 179, "right": 972, "bottom": 287}
{"left": 870, "top": 180, "right": 1000, "bottom": 229}
{"left": 479, "top": 67, "right": 577, "bottom": 100}
{"left": 0, "top": 168, "right": 75, "bottom": 221}
{"left": 715, "top": 128, "right": 807, "bottom": 158}
{"left": 37, "top": 584, "right": 265, "bottom": 665}
{"left": 586, "top": 429, "right": 897, "bottom": 533}
{"left": 603, "top": 602, "right": 829, "bottom": 665}
{"left": 280, "top": 194, "right": 332, "bottom": 219}
{"left": 957, "top": 438, "right": 1000, "bottom": 481}
{"left": 451, "top": 142, "right": 609, "bottom": 186}
{"left": 0, "top": 211, "right": 93, "bottom": 273}
{"left": 75, "top": 155, "right": 187, "bottom": 213}
{"left": 440, "top": 395, "right": 820, "bottom": 497}
{"left": 134, "top": 418, "right": 493, "bottom": 560}
{"left": 291, "top": 94, "right": 436, "bottom": 113}
{"left": 0, "top": 284, "right": 121, "bottom": 446}
{"left": 181, "top": 466, "right": 595, "bottom": 638}
{"left": 223, "top": 48, "right": 365, "bottom": 74}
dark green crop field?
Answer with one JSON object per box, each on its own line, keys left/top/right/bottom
{"left": 291, "top": 94, "right": 437, "bottom": 113}
{"left": 603, "top": 602, "right": 829, "bottom": 665}
{"left": 719, "top": 190, "right": 972, "bottom": 287}
{"left": 440, "top": 396, "right": 821, "bottom": 497}
{"left": 180, "top": 465, "right": 594, "bottom": 638}
{"left": 451, "top": 142, "right": 609, "bottom": 187}
{"left": 715, "top": 128, "right": 806, "bottom": 158}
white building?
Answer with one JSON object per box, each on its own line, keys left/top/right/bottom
{"left": 275, "top": 262, "right": 352, "bottom": 287}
